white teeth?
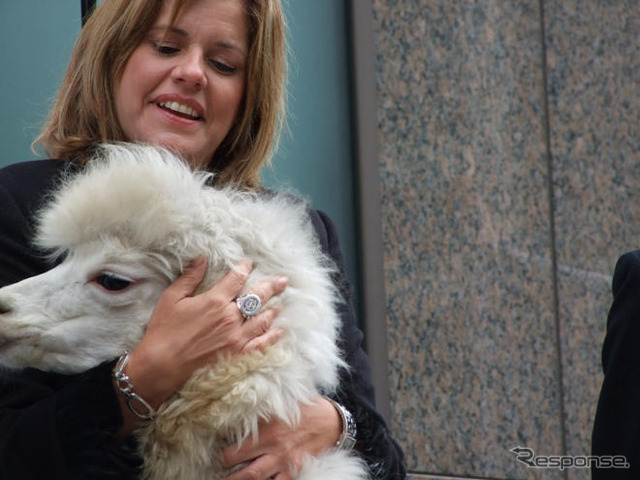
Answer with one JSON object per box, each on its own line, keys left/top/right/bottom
{"left": 158, "top": 101, "right": 200, "bottom": 119}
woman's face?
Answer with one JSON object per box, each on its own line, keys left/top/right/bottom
{"left": 115, "top": 0, "right": 248, "bottom": 169}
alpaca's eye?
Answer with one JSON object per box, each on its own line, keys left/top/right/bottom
{"left": 94, "top": 273, "right": 133, "bottom": 291}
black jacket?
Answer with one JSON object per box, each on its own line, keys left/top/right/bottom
{"left": 592, "top": 250, "right": 640, "bottom": 479}
{"left": 0, "top": 159, "right": 406, "bottom": 479}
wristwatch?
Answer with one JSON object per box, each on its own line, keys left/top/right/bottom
{"left": 325, "top": 397, "right": 357, "bottom": 451}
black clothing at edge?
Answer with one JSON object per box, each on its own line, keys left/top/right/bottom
{"left": 592, "top": 250, "right": 640, "bottom": 479}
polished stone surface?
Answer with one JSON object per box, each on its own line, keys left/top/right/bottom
{"left": 371, "top": 0, "right": 639, "bottom": 478}
{"left": 373, "top": 0, "right": 560, "bottom": 477}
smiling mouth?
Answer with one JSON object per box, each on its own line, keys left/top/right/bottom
{"left": 157, "top": 101, "right": 203, "bottom": 121}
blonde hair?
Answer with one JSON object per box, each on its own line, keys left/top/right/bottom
{"left": 35, "top": 0, "right": 286, "bottom": 188}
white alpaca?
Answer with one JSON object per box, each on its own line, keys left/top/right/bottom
{"left": 0, "top": 144, "right": 368, "bottom": 480}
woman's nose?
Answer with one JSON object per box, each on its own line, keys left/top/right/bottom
{"left": 172, "top": 51, "right": 207, "bottom": 90}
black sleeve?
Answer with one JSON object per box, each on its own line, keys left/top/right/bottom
{"left": 0, "top": 166, "right": 49, "bottom": 286}
{"left": 0, "top": 164, "right": 142, "bottom": 480}
{"left": 0, "top": 363, "right": 141, "bottom": 480}
{"left": 309, "top": 209, "right": 407, "bottom": 479}
{"left": 592, "top": 250, "right": 640, "bottom": 479}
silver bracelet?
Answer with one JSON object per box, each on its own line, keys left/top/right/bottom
{"left": 325, "top": 397, "right": 357, "bottom": 451}
{"left": 113, "top": 352, "right": 156, "bottom": 420}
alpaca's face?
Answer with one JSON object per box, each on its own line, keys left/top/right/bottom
{"left": 0, "top": 246, "right": 173, "bottom": 374}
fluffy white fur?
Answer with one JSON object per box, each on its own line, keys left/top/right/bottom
{"left": 0, "top": 143, "right": 368, "bottom": 480}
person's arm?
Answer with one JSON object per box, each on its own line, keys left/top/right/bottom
{"left": 592, "top": 250, "right": 640, "bottom": 479}
{"left": 0, "top": 160, "right": 69, "bottom": 286}
{"left": 0, "top": 362, "right": 142, "bottom": 480}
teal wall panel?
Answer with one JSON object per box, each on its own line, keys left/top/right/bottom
{"left": 0, "top": 1, "right": 80, "bottom": 165}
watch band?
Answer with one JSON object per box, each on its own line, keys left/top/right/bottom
{"left": 325, "top": 397, "right": 357, "bottom": 451}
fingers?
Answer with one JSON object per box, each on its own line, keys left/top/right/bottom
{"left": 243, "top": 307, "right": 278, "bottom": 336}
{"left": 213, "top": 259, "right": 254, "bottom": 300}
{"left": 198, "top": 259, "right": 287, "bottom": 312}
{"left": 156, "top": 258, "right": 287, "bottom": 359}
{"left": 241, "top": 325, "right": 284, "bottom": 354}
{"left": 223, "top": 455, "right": 274, "bottom": 480}
{"left": 223, "top": 452, "right": 293, "bottom": 480}
{"left": 163, "top": 257, "right": 207, "bottom": 300}
{"left": 242, "top": 276, "right": 288, "bottom": 308}
{"left": 273, "top": 472, "right": 294, "bottom": 480}
{"left": 221, "top": 400, "right": 333, "bottom": 480}
{"left": 178, "top": 257, "right": 287, "bottom": 311}
{"left": 234, "top": 275, "right": 287, "bottom": 353}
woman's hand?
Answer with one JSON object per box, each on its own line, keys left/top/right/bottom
{"left": 115, "top": 257, "right": 287, "bottom": 437}
{"left": 221, "top": 398, "right": 342, "bottom": 480}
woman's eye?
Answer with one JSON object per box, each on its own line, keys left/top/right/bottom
{"left": 151, "top": 42, "right": 179, "bottom": 55}
{"left": 94, "top": 273, "right": 133, "bottom": 292}
{"left": 211, "top": 60, "right": 236, "bottom": 74}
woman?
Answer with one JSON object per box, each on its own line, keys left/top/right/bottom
{"left": 0, "top": 0, "right": 406, "bottom": 479}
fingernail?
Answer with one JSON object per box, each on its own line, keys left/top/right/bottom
{"left": 276, "top": 276, "right": 288, "bottom": 289}
{"left": 191, "top": 257, "right": 206, "bottom": 268}
{"left": 237, "top": 259, "right": 254, "bottom": 274}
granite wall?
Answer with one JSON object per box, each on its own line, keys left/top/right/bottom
{"left": 371, "top": 1, "right": 639, "bottom": 479}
